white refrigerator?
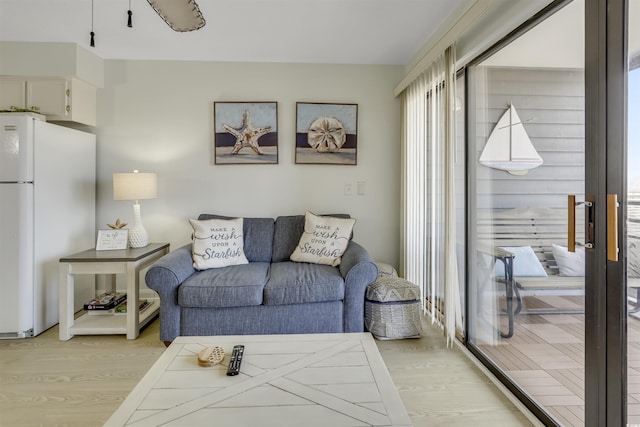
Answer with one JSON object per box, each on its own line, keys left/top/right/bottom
{"left": 0, "top": 113, "right": 96, "bottom": 338}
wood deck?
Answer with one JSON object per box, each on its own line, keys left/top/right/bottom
{"left": 479, "top": 294, "right": 640, "bottom": 426}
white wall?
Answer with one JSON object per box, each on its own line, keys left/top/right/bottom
{"left": 96, "top": 60, "right": 404, "bottom": 266}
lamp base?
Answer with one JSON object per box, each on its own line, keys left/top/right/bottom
{"left": 128, "top": 203, "right": 149, "bottom": 248}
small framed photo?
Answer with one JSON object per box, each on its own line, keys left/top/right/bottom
{"left": 295, "top": 102, "right": 358, "bottom": 165}
{"left": 213, "top": 101, "right": 278, "bottom": 165}
{"left": 96, "top": 229, "right": 129, "bottom": 251}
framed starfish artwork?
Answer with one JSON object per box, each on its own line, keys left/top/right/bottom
{"left": 214, "top": 102, "right": 278, "bottom": 164}
{"left": 295, "top": 102, "right": 358, "bottom": 165}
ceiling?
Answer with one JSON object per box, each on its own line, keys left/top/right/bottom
{"left": 0, "top": 0, "right": 466, "bottom": 65}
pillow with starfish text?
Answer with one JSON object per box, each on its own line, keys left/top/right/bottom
{"left": 290, "top": 212, "right": 356, "bottom": 266}
{"left": 189, "top": 217, "right": 249, "bottom": 270}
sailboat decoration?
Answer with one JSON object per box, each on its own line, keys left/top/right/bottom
{"left": 479, "top": 103, "right": 542, "bottom": 176}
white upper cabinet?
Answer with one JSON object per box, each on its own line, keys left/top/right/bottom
{"left": 0, "top": 78, "right": 26, "bottom": 111}
{"left": 0, "top": 77, "right": 96, "bottom": 126}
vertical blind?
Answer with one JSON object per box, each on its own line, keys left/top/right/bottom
{"left": 401, "top": 46, "right": 462, "bottom": 344}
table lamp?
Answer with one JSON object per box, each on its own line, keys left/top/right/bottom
{"left": 113, "top": 170, "right": 157, "bottom": 248}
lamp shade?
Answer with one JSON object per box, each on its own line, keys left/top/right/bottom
{"left": 113, "top": 171, "right": 157, "bottom": 201}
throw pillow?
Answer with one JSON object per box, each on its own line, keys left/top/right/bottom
{"left": 494, "top": 246, "right": 547, "bottom": 277}
{"left": 189, "top": 217, "right": 249, "bottom": 270}
{"left": 551, "top": 244, "right": 585, "bottom": 277}
{"left": 290, "top": 211, "right": 356, "bottom": 266}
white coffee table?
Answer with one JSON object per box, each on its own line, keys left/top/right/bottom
{"left": 105, "top": 333, "right": 411, "bottom": 427}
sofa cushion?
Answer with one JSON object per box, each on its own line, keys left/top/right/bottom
{"left": 271, "top": 215, "right": 306, "bottom": 262}
{"left": 189, "top": 217, "right": 249, "bottom": 270}
{"left": 290, "top": 211, "right": 356, "bottom": 266}
{"left": 179, "top": 262, "right": 270, "bottom": 308}
{"left": 198, "top": 214, "right": 274, "bottom": 262}
{"left": 272, "top": 214, "right": 351, "bottom": 262}
{"left": 264, "top": 261, "right": 345, "bottom": 305}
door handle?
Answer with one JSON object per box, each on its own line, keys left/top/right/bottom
{"left": 568, "top": 195, "right": 576, "bottom": 252}
{"left": 607, "top": 194, "right": 619, "bottom": 261}
{"left": 568, "top": 194, "right": 595, "bottom": 252}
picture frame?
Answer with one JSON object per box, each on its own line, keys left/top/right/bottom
{"left": 96, "top": 229, "right": 129, "bottom": 251}
{"left": 295, "top": 102, "right": 358, "bottom": 165}
{"left": 213, "top": 102, "right": 278, "bottom": 164}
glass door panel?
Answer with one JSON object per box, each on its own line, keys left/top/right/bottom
{"left": 628, "top": 1, "right": 639, "bottom": 423}
{"left": 467, "top": 1, "right": 586, "bottom": 425}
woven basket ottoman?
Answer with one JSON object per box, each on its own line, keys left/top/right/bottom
{"left": 365, "top": 276, "right": 423, "bottom": 340}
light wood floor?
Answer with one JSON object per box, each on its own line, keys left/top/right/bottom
{"left": 0, "top": 317, "right": 535, "bottom": 427}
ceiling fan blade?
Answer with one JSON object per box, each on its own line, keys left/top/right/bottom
{"left": 147, "top": 0, "right": 206, "bottom": 32}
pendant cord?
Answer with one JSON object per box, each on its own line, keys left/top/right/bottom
{"left": 127, "top": 0, "right": 133, "bottom": 27}
{"left": 90, "top": 0, "right": 95, "bottom": 47}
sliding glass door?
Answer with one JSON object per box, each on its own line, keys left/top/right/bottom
{"left": 628, "top": 2, "right": 640, "bottom": 422}
{"left": 467, "top": 1, "right": 587, "bottom": 425}
{"left": 465, "top": 0, "right": 636, "bottom": 424}
{"left": 584, "top": 0, "right": 636, "bottom": 425}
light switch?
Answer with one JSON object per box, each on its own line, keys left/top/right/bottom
{"left": 357, "top": 182, "right": 366, "bottom": 195}
{"left": 344, "top": 183, "right": 353, "bottom": 195}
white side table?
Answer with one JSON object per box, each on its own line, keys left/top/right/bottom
{"left": 59, "top": 243, "right": 170, "bottom": 340}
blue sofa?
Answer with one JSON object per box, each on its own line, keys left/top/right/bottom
{"left": 145, "top": 214, "right": 378, "bottom": 343}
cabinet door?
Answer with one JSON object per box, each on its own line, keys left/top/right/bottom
{"left": 0, "top": 79, "right": 26, "bottom": 111}
{"left": 67, "top": 79, "right": 97, "bottom": 126}
{"left": 26, "top": 80, "right": 69, "bottom": 117}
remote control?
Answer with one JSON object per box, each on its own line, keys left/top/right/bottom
{"left": 226, "top": 345, "right": 244, "bottom": 376}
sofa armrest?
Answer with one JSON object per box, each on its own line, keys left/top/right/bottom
{"left": 339, "top": 241, "right": 378, "bottom": 332}
{"left": 145, "top": 244, "right": 195, "bottom": 342}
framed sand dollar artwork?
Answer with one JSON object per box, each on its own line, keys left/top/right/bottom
{"left": 214, "top": 102, "right": 278, "bottom": 164}
{"left": 295, "top": 102, "right": 358, "bottom": 165}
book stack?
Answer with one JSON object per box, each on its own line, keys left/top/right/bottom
{"left": 84, "top": 292, "right": 152, "bottom": 315}
{"left": 84, "top": 291, "right": 127, "bottom": 312}
{"left": 115, "top": 299, "right": 152, "bottom": 314}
